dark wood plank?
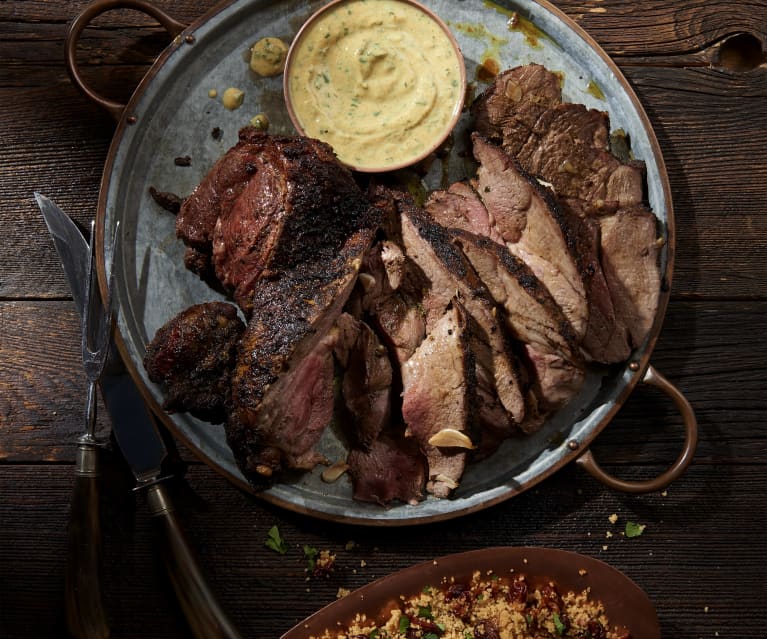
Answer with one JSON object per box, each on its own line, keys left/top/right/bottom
{"left": 559, "top": 0, "right": 767, "bottom": 59}
{"left": 621, "top": 66, "right": 767, "bottom": 300}
{"left": 0, "top": 302, "right": 111, "bottom": 461}
{"left": 0, "top": 462, "right": 764, "bottom": 638}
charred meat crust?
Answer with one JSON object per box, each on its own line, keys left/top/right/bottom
{"left": 451, "top": 229, "right": 580, "bottom": 359}
{"left": 144, "top": 302, "right": 245, "bottom": 423}
{"left": 178, "top": 129, "right": 372, "bottom": 314}
{"left": 227, "top": 224, "right": 376, "bottom": 481}
{"left": 397, "top": 191, "right": 528, "bottom": 425}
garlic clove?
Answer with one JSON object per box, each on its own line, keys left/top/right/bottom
{"left": 428, "top": 429, "right": 474, "bottom": 449}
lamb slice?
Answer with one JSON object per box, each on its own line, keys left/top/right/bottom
{"left": 347, "top": 239, "right": 427, "bottom": 368}
{"left": 471, "top": 63, "right": 562, "bottom": 155}
{"left": 451, "top": 229, "right": 578, "bottom": 360}
{"left": 401, "top": 302, "right": 477, "bottom": 498}
{"left": 370, "top": 290, "right": 427, "bottom": 368}
{"left": 599, "top": 206, "right": 661, "bottom": 349}
{"left": 337, "top": 316, "right": 393, "bottom": 449}
{"left": 515, "top": 103, "right": 646, "bottom": 207}
{"left": 347, "top": 433, "right": 426, "bottom": 506}
{"left": 144, "top": 301, "right": 245, "bottom": 423}
{"left": 452, "top": 229, "right": 584, "bottom": 411}
{"left": 176, "top": 127, "right": 266, "bottom": 280}
{"left": 425, "top": 181, "right": 505, "bottom": 245}
{"left": 397, "top": 193, "right": 527, "bottom": 425}
{"left": 466, "top": 318, "right": 517, "bottom": 454}
{"left": 227, "top": 224, "right": 375, "bottom": 482}
{"left": 472, "top": 135, "right": 589, "bottom": 340}
{"left": 562, "top": 206, "right": 631, "bottom": 363}
{"left": 528, "top": 102, "right": 611, "bottom": 153}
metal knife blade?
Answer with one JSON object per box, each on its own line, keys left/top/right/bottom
{"left": 36, "top": 193, "right": 242, "bottom": 639}
{"left": 36, "top": 192, "right": 89, "bottom": 322}
{"left": 35, "top": 192, "right": 167, "bottom": 480}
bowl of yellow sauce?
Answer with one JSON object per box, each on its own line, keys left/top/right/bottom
{"left": 284, "top": 0, "right": 466, "bottom": 172}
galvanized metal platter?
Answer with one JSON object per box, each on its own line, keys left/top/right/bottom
{"left": 79, "top": 0, "right": 687, "bottom": 524}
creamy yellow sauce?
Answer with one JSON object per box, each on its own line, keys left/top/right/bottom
{"left": 250, "top": 37, "right": 288, "bottom": 77}
{"left": 287, "top": 0, "right": 464, "bottom": 171}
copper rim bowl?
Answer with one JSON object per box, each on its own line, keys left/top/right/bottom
{"left": 65, "top": 0, "right": 697, "bottom": 525}
{"left": 282, "top": 0, "right": 467, "bottom": 173}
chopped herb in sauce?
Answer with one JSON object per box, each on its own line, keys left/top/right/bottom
{"left": 286, "top": 0, "right": 464, "bottom": 170}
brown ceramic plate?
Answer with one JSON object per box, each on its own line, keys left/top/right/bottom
{"left": 282, "top": 547, "right": 660, "bottom": 639}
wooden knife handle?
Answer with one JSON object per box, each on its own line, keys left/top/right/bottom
{"left": 146, "top": 482, "right": 242, "bottom": 639}
{"left": 65, "top": 442, "right": 109, "bottom": 639}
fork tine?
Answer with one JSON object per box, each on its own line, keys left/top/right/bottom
{"left": 82, "top": 221, "right": 120, "bottom": 383}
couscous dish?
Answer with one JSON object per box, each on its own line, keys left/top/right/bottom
{"left": 312, "top": 569, "right": 631, "bottom": 639}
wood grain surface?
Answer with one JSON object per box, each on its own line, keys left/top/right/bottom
{"left": 1, "top": 1, "right": 766, "bottom": 638}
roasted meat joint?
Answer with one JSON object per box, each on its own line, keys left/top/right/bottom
{"left": 144, "top": 64, "right": 662, "bottom": 506}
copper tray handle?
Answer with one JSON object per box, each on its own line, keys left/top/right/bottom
{"left": 575, "top": 365, "right": 698, "bottom": 493}
{"left": 65, "top": 0, "right": 187, "bottom": 121}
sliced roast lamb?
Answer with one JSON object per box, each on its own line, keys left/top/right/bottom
{"left": 472, "top": 63, "right": 562, "bottom": 155}
{"left": 396, "top": 190, "right": 529, "bottom": 425}
{"left": 598, "top": 206, "right": 661, "bottom": 348}
{"left": 425, "top": 181, "right": 505, "bottom": 246}
{"left": 227, "top": 225, "right": 376, "bottom": 481}
{"left": 471, "top": 135, "right": 589, "bottom": 340}
{"left": 451, "top": 229, "right": 584, "bottom": 411}
{"left": 144, "top": 301, "right": 245, "bottom": 423}
{"left": 175, "top": 129, "right": 265, "bottom": 284}
{"left": 347, "top": 433, "right": 426, "bottom": 506}
{"left": 178, "top": 128, "right": 373, "bottom": 314}
{"left": 401, "top": 301, "right": 477, "bottom": 498}
{"left": 516, "top": 102, "right": 646, "bottom": 207}
{"left": 472, "top": 66, "right": 645, "bottom": 208}
{"left": 473, "top": 64, "right": 661, "bottom": 354}
{"left": 333, "top": 314, "right": 393, "bottom": 449}
{"left": 563, "top": 209, "right": 631, "bottom": 363}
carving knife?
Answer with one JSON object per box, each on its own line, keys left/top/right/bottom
{"left": 35, "top": 193, "right": 242, "bottom": 639}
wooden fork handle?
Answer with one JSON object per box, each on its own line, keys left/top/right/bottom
{"left": 65, "top": 441, "right": 109, "bottom": 639}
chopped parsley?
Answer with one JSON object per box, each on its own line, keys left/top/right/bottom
{"left": 264, "top": 525, "right": 288, "bottom": 554}
{"left": 417, "top": 605, "right": 433, "bottom": 619}
{"left": 398, "top": 615, "right": 410, "bottom": 634}
{"left": 625, "top": 521, "right": 647, "bottom": 538}
{"left": 552, "top": 612, "right": 566, "bottom": 635}
{"left": 303, "top": 545, "right": 319, "bottom": 570}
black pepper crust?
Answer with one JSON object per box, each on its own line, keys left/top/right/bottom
{"left": 143, "top": 301, "right": 245, "bottom": 423}
{"left": 227, "top": 221, "right": 380, "bottom": 483}
{"left": 451, "top": 228, "right": 580, "bottom": 357}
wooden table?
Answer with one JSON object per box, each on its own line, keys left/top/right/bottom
{"left": 2, "top": 1, "right": 766, "bottom": 637}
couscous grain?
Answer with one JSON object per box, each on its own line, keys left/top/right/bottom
{"left": 311, "top": 570, "right": 630, "bottom": 639}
